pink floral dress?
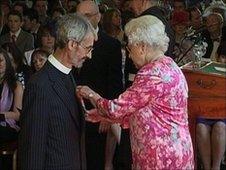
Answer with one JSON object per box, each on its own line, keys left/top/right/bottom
{"left": 95, "top": 56, "right": 194, "bottom": 170}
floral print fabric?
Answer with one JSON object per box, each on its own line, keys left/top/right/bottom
{"left": 96, "top": 56, "right": 194, "bottom": 170}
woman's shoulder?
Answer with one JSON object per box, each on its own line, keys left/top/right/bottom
{"left": 136, "top": 56, "right": 180, "bottom": 82}
{"left": 140, "top": 56, "right": 173, "bottom": 71}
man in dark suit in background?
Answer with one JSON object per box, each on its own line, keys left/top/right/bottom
{"left": 76, "top": 1, "right": 123, "bottom": 170}
{"left": 0, "top": 10, "right": 34, "bottom": 55}
{"left": 18, "top": 13, "right": 96, "bottom": 170}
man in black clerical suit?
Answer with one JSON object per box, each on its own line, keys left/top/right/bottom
{"left": 18, "top": 13, "right": 96, "bottom": 170}
{"left": 76, "top": 1, "right": 123, "bottom": 170}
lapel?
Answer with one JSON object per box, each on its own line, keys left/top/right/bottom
{"left": 47, "top": 62, "right": 80, "bottom": 129}
{"left": 71, "top": 70, "right": 86, "bottom": 131}
{"left": 16, "top": 30, "right": 25, "bottom": 46}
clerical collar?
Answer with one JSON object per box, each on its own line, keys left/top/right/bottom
{"left": 94, "top": 27, "right": 99, "bottom": 37}
{"left": 48, "top": 54, "right": 71, "bottom": 74}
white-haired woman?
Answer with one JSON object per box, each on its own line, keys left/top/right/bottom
{"left": 77, "top": 15, "right": 194, "bottom": 170}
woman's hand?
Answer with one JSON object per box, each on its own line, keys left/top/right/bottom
{"left": 76, "top": 85, "right": 96, "bottom": 99}
{"left": 76, "top": 86, "right": 102, "bottom": 107}
{"left": 85, "top": 109, "right": 112, "bottom": 124}
{"left": 85, "top": 109, "right": 101, "bottom": 122}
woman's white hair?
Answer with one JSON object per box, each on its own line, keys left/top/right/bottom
{"left": 125, "top": 15, "right": 169, "bottom": 53}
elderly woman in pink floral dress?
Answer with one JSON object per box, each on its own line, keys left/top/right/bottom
{"left": 77, "top": 15, "right": 194, "bottom": 170}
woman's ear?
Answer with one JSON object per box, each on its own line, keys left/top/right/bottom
{"left": 140, "top": 43, "right": 148, "bottom": 56}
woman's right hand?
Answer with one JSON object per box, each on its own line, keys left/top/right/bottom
{"left": 76, "top": 85, "right": 96, "bottom": 99}
{"left": 85, "top": 109, "right": 102, "bottom": 123}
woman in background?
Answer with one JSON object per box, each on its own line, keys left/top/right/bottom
{"left": 24, "top": 24, "right": 56, "bottom": 65}
{"left": 102, "top": 8, "right": 124, "bottom": 43}
{"left": 30, "top": 49, "right": 48, "bottom": 74}
{"left": 2, "top": 42, "right": 31, "bottom": 88}
{"left": 0, "top": 48, "right": 23, "bottom": 145}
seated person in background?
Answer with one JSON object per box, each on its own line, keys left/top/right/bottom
{"left": 196, "top": 40, "right": 226, "bottom": 170}
{"left": 196, "top": 15, "right": 226, "bottom": 169}
{"left": 0, "top": 48, "right": 23, "bottom": 146}
{"left": 171, "top": 10, "right": 191, "bottom": 65}
{"left": 202, "top": 12, "right": 226, "bottom": 60}
{"left": 102, "top": 8, "right": 124, "bottom": 43}
{"left": 12, "top": 1, "right": 28, "bottom": 15}
{"left": 30, "top": 49, "right": 48, "bottom": 73}
{"left": 0, "top": 10, "right": 34, "bottom": 55}
{"left": 22, "top": 8, "right": 40, "bottom": 48}
{"left": 196, "top": 117, "right": 226, "bottom": 170}
{"left": 2, "top": 42, "right": 31, "bottom": 88}
{"left": 216, "top": 41, "right": 226, "bottom": 63}
{"left": 24, "top": 24, "right": 56, "bottom": 65}
{"left": 188, "top": 6, "right": 203, "bottom": 31}
{"left": 172, "top": 0, "right": 186, "bottom": 13}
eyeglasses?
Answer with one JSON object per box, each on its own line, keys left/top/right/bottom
{"left": 78, "top": 42, "right": 93, "bottom": 54}
{"left": 83, "top": 12, "right": 99, "bottom": 18}
{"left": 69, "top": 38, "right": 93, "bottom": 54}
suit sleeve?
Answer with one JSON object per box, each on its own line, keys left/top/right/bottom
{"left": 107, "top": 39, "right": 123, "bottom": 99}
{"left": 18, "top": 83, "right": 49, "bottom": 170}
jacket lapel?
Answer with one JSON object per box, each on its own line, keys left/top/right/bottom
{"left": 47, "top": 62, "right": 80, "bottom": 129}
{"left": 16, "top": 30, "right": 25, "bottom": 45}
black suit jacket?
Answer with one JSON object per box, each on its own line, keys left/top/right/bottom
{"left": 77, "top": 30, "right": 123, "bottom": 99}
{"left": 18, "top": 61, "right": 86, "bottom": 170}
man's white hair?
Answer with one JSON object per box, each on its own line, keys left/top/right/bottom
{"left": 125, "top": 15, "right": 169, "bottom": 53}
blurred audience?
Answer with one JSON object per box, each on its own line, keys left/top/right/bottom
{"left": 2, "top": 42, "right": 31, "bottom": 87}
{"left": 24, "top": 24, "right": 56, "bottom": 65}
{"left": 188, "top": 6, "right": 203, "bottom": 30}
{"left": 30, "top": 49, "right": 48, "bottom": 73}
{"left": 102, "top": 8, "right": 124, "bottom": 43}
{"left": 0, "top": 10, "right": 34, "bottom": 55}
{"left": 33, "top": 0, "right": 50, "bottom": 25}
{"left": 172, "top": 0, "right": 186, "bottom": 12}
{"left": 217, "top": 41, "right": 226, "bottom": 63}
{"left": 12, "top": 1, "right": 28, "bottom": 15}
{"left": 202, "top": 12, "right": 226, "bottom": 60}
{"left": 0, "top": 47, "right": 23, "bottom": 146}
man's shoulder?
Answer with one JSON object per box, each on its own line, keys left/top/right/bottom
{"left": 28, "top": 63, "right": 51, "bottom": 86}
{"left": 20, "top": 29, "right": 34, "bottom": 39}
{"left": 98, "top": 30, "right": 121, "bottom": 46}
{"left": 140, "top": 7, "right": 168, "bottom": 23}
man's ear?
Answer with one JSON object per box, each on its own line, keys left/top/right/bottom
{"left": 68, "top": 39, "right": 77, "bottom": 51}
{"left": 96, "top": 12, "right": 101, "bottom": 24}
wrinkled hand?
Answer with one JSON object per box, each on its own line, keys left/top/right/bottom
{"left": 99, "top": 121, "right": 111, "bottom": 133}
{"left": 85, "top": 109, "right": 102, "bottom": 123}
{"left": 76, "top": 85, "right": 95, "bottom": 99}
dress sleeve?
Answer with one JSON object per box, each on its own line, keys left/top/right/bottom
{"left": 96, "top": 72, "right": 163, "bottom": 128}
